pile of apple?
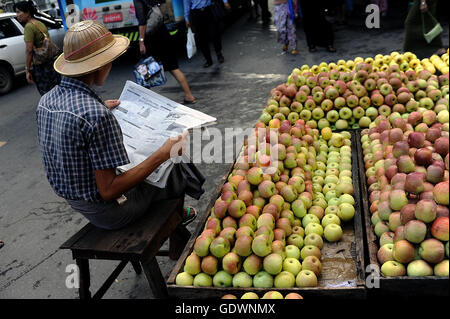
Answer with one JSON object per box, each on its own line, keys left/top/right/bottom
{"left": 361, "top": 114, "right": 449, "bottom": 277}
{"left": 221, "top": 291, "right": 303, "bottom": 299}
{"left": 175, "top": 123, "right": 356, "bottom": 289}
{"left": 260, "top": 61, "right": 449, "bottom": 132}
{"left": 296, "top": 50, "right": 449, "bottom": 76}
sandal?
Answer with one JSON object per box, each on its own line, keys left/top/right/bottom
{"left": 327, "top": 46, "right": 337, "bottom": 53}
{"left": 182, "top": 206, "right": 197, "bottom": 226}
{"left": 282, "top": 45, "right": 288, "bottom": 52}
{"left": 291, "top": 49, "right": 299, "bottom": 55}
{"left": 182, "top": 98, "right": 197, "bottom": 105}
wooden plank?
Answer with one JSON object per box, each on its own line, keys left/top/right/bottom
{"left": 65, "top": 199, "right": 181, "bottom": 258}
{"left": 355, "top": 130, "right": 449, "bottom": 297}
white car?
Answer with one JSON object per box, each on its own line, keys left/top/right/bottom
{"left": 0, "top": 12, "right": 65, "bottom": 94}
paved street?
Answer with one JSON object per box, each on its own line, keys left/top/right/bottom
{"left": 0, "top": 4, "right": 448, "bottom": 298}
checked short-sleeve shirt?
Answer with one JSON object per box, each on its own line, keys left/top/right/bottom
{"left": 37, "top": 76, "right": 130, "bottom": 203}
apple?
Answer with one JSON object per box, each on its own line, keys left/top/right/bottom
{"left": 377, "top": 244, "right": 394, "bottom": 264}
{"left": 201, "top": 255, "right": 219, "bottom": 275}
{"left": 393, "top": 240, "right": 415, "bottom": 264}
{"left": 381, "top": 261, "right": 406, "bottom": 277}
{"left": 176, "top": 272, "right": 194, "bottom": 286}
{"left": 232, "top": 272, "right": 253, "bottom": 288}
{"left": 434, "top": 181, "right": 449, "bottom": 205}
{"left": 213, "top": 270, "right": 233, "bottom": 287}
{"left": 431, "top": 217, "right": 449, "bottom": 241}
{"left": 324, "top": 224, "right": 343, "bottom": 242}
{"left": 295, "top": 270, "right": 318, "bottom": 287}
{"left": 242, "top": 254, "right": 263, "bottom": 275}
{"left": 241, "top": 292, "right": 259, "bottom": 299}
{"left": 434, "top": 260, "right": 449, "bottom": 277}
{"left": 285, "top": 293, "right": 304, "bottom": 299}
{"left": 300, "top": 245, "right": 322, "bottom": 260}
{"left": 261, "top": 291, "right": 283, "bottom": 299}
{"left": 193, "top": 236, "right": 212, "bottom": 257}
{"left": 407, "top": 260, "right": 433, "bottom": 277}
{"left": 420, "top": 238, "right": 445, "bottom": 264}
{"left": 252, "top": 234, "right": 272, "bottom": 257}
{"left": 263, "top": 253, "right": 283, "bottom": 275}
{"left": 228, "top": 199, "right": 247, "bottom": 219}
{"left": 415, "top": 199, "right": 437, "bottom": 223}
{"left": 274, "top": 271, "right": 296, "bottom": 288}
{"left": 193, "top": 273, "right": 213, "bottom": 287}
{"left": 287, "top": 233, "right": 304, "bottom": 249}
{"left": 209, "top": 236, "right": 230, "bottom": 258}
{"left": 222, "top": 252, "right": 242, "bottom": 275}
{"left": 338, "top": 203, "right": 355, "bottom": 221}
{"left": 302, "top": 255, "right": 322, "bottom": 276}
{"left": 404, "top": 220, "right": 427, "bottom": 244}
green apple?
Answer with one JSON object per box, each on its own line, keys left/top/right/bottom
{"left": 381, "top": 261, "right": 406, "bottom": 277}
{"left": 253, "top": 271, "right": 274, "bottom": 288}
{"left": 322, "top": 214, "right": 341, "bottom": 228}
{"left": 274, "top": 271, "right": 296, "bottom": 288}
{"left": 285, "top": 244, "right": 301, "bottom": 259}
{"left": 324, "top": 224, "right": 343, "bottom": 242}
{"left": 305, "top": 223, "right": 324, "bottom": 237}
{"left": 339, "top": 194, "right": 355, "bottom": 205}
{"left": 302, "top": 214, "right": 320, "bottom": 228}
{"left": 232, "top": 272, "right": 253, "bottom": 288}
{"left": 283, "top": 258, "right": 302, "bottom": 276}
{"left": 295, "top": 270, "right": 318, "bottom": 287}
{"left": 263, "top": 253, "right": 283, "bottom": 275}
{"left": 241, "top": 292, "right": 259, "bottom": 299}
{"left": 212, "top": 270, "right": 233, "bottom": 287}
{"left": 338, "top": 203, "right": 355, "bottom": 221}
{"left": 175, "top": 272, "right": 194, "bottom": 286}
{"left": 193, "top": 273, "right": 213, "bottom": 287}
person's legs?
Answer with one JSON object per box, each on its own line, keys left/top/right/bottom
{"left": 274, "top": 4, "right": 289, "bottom": 50}
{"left": 170, "top": 69, "right": 196, "bottom": 103}
{"left": 191, "top": 9, "right": 213, "bottom": 66}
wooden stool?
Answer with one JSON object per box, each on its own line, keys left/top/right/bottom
{"left": 60, "top": 198, "right": 191, "bottom": 299}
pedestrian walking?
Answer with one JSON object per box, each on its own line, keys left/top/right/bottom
{"left": 255, "top": 0, "right": 272, "bottom": 23}
{"left": 403, "top": 0, "right": 445, "bottom": 59}
{"left": 274, "top": 0, "right": 298, "bottom": 55}
{"left": 14, "top": 1, "right": 61, "bottom": 96}
{"left": 298, "top": 0, "right": 336, "bottom": 53}
{"left": 134, "top": 0, "right": 196, "bottom": 104}
{"left": 38, "top": 20, "right": 198, "bottom": 230}
{"left": 184, "top": 0, "right": 231, "bottom": 68}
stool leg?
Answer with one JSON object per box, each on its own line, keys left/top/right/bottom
{"left": 131, "top": 261, "right": 142, "bottom": 275}
{"left": 76, "top": 259, "right": 91, "bottom": 299}
{"left": 169, "top": 224, "right": 191, "bottom": 260}
{"left": 141, "top": 258, "right": 168, "bottom": 298}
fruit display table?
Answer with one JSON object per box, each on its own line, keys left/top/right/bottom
{"left": 356, "top": 130, "right": 449, "bottom": 297}
{"left": 166, "top": 131, "right": 367, "bottom": 299}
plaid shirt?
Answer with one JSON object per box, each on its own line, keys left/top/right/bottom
{"left": 36, "top": 76, "right": 130, "bottom": 202}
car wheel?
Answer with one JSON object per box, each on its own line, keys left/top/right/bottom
{"left": 0, "top": 65, "right": 14, "bottom": 95}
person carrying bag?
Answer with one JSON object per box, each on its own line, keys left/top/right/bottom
{"left": 403, "top": 0, "right": 445, "bottom": 59}
{"left": 14, "top": 1, "right": 61, "bottom": 95}
{"left": 134, "top": 0, "right": 197, "bottom": 104}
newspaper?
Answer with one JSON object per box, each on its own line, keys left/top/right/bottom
{"left": 112, "top": 81, "right": 216, "bottom": 188}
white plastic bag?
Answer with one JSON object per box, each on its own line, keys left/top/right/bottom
{"left": 186, "top": 28, "right": 197, "bottom": 59}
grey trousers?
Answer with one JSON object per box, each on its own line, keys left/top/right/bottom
{"left": 67, "top": 170, "right": 185, "bottom": 230}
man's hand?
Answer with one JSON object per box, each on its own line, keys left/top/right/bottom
{"left": 105, "top": 99, "right": 120, "bottom": 110}
{"left": 224, "top": 2, "right": 231, "bottom": 10}
{"left": 420, "top": 1, "right": 428, "bottom": 13}
{"left": 186, "top": 21, "right": 191, "bottom": 29}
{"left": 160, "top": 131, "right": 189, "bottom": 160}
{"left": 26, "top": 71, "right": 34, "bottom": 84}
{"left": 139, "top": 41, "right": 146, "bottom": 56}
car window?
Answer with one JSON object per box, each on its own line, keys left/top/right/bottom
{"left": 0, "top": 18, "right": 22, "bottom": 39}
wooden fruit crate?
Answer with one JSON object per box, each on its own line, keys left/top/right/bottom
{"left": 166, "top": 130, "right": 367, "bottom": 299}
{"left": 355, "top": 130, "right": 449, "bottom": 297}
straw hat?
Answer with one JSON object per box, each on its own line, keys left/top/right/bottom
{"left": 54, "top": 20, "right": 130, "bottom": 76}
